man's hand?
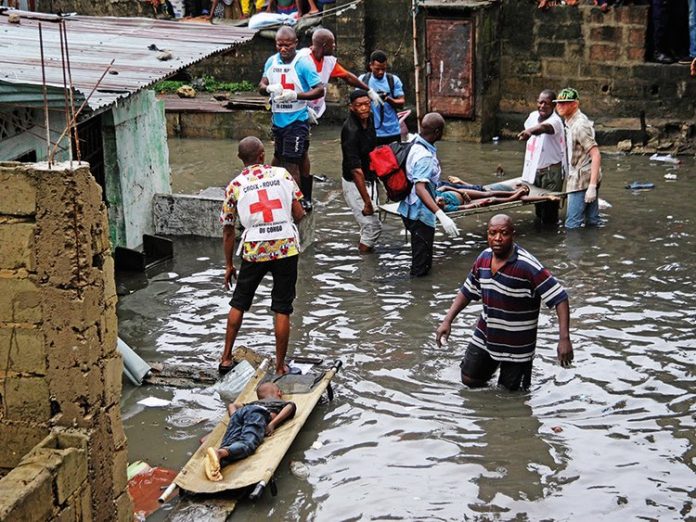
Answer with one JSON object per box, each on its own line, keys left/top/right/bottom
{"left": 265, "top": 424, "right": 275, "bottom": 436}
{"left": 517, "top": 130, "right": 532, "bottom": 141}
{"left": 266, "top": 83, "right": 283, "bottom": 95}
{"left": 275, "top": 89, "right": 298, "bottom": 103}
{"left": 584, "top": 184, "right": 597, "bottom": 204}
{"left": 362, "top": 200, "right": 374, "bottom": 216}
{"left": 307, "top": 107, "right": 319, "bottom": 125}
{"left": 557, "top": 338, "right": 574, "bottom": 367}
{"left": 435, "top": 209, "right": 460, "bottom": 238}
{"left": 367, "top": 89, "right": 384, "bottom": 106}
{"left": 224, "top": 265, "right": 237, "bottom": 290}
{"left": 435, "top": 320, "right": 451, "bottom": 347}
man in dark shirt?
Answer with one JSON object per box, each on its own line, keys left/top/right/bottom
{"left": 340, "top": 89, "right": 380, "bottom": 253}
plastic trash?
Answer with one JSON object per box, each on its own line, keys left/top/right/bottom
{"left": 289, "top": 461, "right": 309, "bottom": 479}
{"left": 213, "top": 360, "right": 256, "bottom": 403}
{"left": 649, "top": 153, "right": 680, "bottom": 164}
{"left": 625, "top": 181, "right": 655, "bottom": 190}
{"left": 664, "top": 173, "right": 678, "bottom": 180}
{"left": 598, "top": 198, "right": 612, "bottom": 210}
{"left": 137, "top": 397, "right": 170, "bottom": 407}
{"left": 118, "top": 337, "right": 152, "bottom": 386}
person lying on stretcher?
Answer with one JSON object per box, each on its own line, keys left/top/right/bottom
{"left": 205, "top": 382, "right": 296, "bottom": 481}
{"left": 435, "top": 176, "right": 560, "bottom": 212}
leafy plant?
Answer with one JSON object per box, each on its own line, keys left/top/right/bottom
{"left": 151, "top": 76, "right": 255, "bottom": 94}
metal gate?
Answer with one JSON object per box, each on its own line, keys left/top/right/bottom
{"left": 425, "top": 18, "right": 475, "bottom": 118}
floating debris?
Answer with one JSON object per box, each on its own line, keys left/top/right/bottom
{"left": 289, "top": 460, "right": 309, "bottom": 479}
{"left": 625, "top": 181, "right": 655, "bottom": 190}
{"left": 649, "top": 153, "right": 680, "bottom": 164}
{"left": 664, "top": 173, "right": 678, "bottom": 181}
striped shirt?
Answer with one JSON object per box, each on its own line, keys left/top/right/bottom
{"left": 460, "top": 244, "right": 568, "bottom": 363}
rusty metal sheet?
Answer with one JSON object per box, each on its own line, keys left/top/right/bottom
{"left": 0, "top": 9, "right": 256, "bottom": 112}
{"left": 426, "top": 17, "right": 474, "bottom": 118}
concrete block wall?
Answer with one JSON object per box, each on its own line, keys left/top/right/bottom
{"left": 0, "top": 161, "right": 131, "bottom": 521}
{"left": 499, "top": 3, "right": 696, "bottom": 121}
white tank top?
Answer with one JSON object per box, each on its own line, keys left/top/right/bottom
{"left": 236, "top": 166, "right": 299, "bottom": 243}
{"left": 266, "top": 53, "right": 309, "bottom": 114}
{"left": 297, "top": 47, "right": 337, "bottom": 118}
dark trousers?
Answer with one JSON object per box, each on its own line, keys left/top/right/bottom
{"left": 402, "top": 217, "right": 435, "bottom": 277}
{"left": 533, "top": 162, "right": 563, "bottom": 225}
{"left": 219, "top": 405, "right": 269, "bottom": 467}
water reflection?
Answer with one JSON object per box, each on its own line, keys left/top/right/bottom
{"left": 119, "top": 135, "right": 695, "bottom": 520}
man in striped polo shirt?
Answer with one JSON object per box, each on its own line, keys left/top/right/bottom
{"left": 436, "top": 214, "right": 573, "bottom": 391}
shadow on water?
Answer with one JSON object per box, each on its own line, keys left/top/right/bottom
{"left": 119, "top": 130, "right": 696, "bottom": 521}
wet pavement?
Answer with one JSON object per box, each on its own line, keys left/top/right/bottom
{"left": 118, "top": 127, "right": 696, "bottom": 521}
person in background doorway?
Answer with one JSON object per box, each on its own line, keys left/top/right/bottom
{"left": 553, "top": 88, "right": 602, "bottom": 229}
{"left": 340, "top": 90, "right": 380, "bottom": 253}
{"left": 360, "top": 50, "right": 406, "bottom": 146}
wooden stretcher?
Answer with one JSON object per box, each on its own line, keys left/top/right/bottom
{"left": 380, "top": 177, "right": 569, "bottom": 219}
{"left": 162, "top": 356, "right": 341, "bottom": 510}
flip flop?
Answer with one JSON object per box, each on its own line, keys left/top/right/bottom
{"left": 204, "top": 448, "right": 223, "bottom": 482}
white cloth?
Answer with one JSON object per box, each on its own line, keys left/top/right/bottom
{"left": 341, "top": 178, "right": 382, "bottom": 248}
{"left": 297, "top": 48, "right": 337, "bottom": 118}
{"left": 521, "top": 111, "right": 565, "bottom": 184}
{"left": 248, "top": 12, "right": 296, "bottom": 30}
{"left": 265, "top": 53, "right": 308, "bottom": 114}
{"left": 236, "top": 166, "right": 298, "bottom": 243}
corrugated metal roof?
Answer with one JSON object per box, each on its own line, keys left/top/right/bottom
{"left": 0, "top": 9, "right": 256, "bottom": 112}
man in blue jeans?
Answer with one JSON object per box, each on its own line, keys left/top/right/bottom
{"left": 554, "top": 88, "right": 602, "bottom": 229}
{"left": 205, "top": 382, "right": 296, "bottom": 481}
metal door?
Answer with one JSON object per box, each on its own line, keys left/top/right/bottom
{"left": 426, "top": 18, "right": 474, "bottom": 118}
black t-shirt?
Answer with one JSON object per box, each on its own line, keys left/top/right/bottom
{"left": 341, "top": 111, "right": 377, "bottom": 183}
{"left": 247, "top": 398, "right": 296, "bottom": 418}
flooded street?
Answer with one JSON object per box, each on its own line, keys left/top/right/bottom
{"left": 118, "top": 127, "right": 695, "bottom": 521}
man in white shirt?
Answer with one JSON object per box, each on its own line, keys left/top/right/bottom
{"left": 517, "top": 89, "right": 566, "bottom": 225}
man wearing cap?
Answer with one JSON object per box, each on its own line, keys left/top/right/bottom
{"left": 553, "top": 88, "right": 602, "bottom": 229}
{"left": 517, "top": 89, "right": 566, "bottom": 225}
{"left": 340, "top": 89, "right": 381, "bottom": 253}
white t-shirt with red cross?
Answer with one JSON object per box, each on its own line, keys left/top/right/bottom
{"left": 521, "top": 111, "right": 565, "bottom": 183}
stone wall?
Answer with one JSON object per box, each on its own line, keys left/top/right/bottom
{"left": 498, "top": 2, "right": 696, "bottom": 129}
{"left": 38, "top": 0, "right": 149, "bottom": 17}
{"left": 0, "top": 161, "right": 131, "bottom": 521}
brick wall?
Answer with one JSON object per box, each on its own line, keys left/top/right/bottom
{"left": 0, "top": 162, "right": 131, "bottom": 521}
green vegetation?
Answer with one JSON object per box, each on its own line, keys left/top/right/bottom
{"left": 152, "top": 76, "right": 255, "bottom": 94}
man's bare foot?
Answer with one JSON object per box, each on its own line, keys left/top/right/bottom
{"left": 447, "top": 175, "right": 466, "bottom": 185}
{"left": 205, "top": 448, "right": 223, "bottom": 481}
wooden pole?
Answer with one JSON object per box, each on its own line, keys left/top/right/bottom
{"left": 411, "top": 0, "right": 422, "bottom": 132}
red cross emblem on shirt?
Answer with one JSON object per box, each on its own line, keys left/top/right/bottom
{"left": 280, "top": 74, "right": 295, "bottom": 91}
{"left": 249, "top": 189, "right": 283, "bottom": 223}
{"left": 526, "top": 136, "right": 537, "bottom": 157}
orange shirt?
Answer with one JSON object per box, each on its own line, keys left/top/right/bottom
{"left": 307, "top": 52, "right": 350, "bottom": 79}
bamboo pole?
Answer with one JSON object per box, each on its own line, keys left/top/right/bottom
{"left": 411, "top": 0, "right": 421, "bottom": 132}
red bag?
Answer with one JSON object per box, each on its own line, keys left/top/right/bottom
{"left": 369, "top": 141, "right": 416, "bottom": 202}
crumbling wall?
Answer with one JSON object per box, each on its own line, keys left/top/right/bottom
{"left": 0, "top": 161, "right": 131, "bottom": 521}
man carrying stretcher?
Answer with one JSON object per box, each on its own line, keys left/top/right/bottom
{"left": 205, "top": 382, "right": 296, "bottom": 481}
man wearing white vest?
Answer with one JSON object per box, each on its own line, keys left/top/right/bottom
{"left": 295, "top": 28, "right": 378, "bottom": 208}
{"left": 517, "top": 89, "right": 566, "bottom": 225}
{"left": 259, "top": 26, "right": 324, "bottom": 211}
{"left": 219, "top": 137, "right": 306, "bottom": 376}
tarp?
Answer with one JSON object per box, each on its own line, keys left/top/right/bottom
{"left": 380, "top": 177, "right": 569, "bottom": 219}
{"left": 174, "top": 361, "right": 337, "bottom": 495}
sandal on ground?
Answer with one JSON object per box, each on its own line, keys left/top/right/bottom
{"left": 205, "top": 448, "right": 223, "bottom": 482}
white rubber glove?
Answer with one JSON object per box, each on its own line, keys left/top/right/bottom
{"left": 266, "top": 83, "right": 283, "bottom": 95}
{"left": 307, "top": 107, "right": 319, "bottom": 125}
{"left": 435, "top": 209, "right": 460, "bottom": 238}
{"left": 367, "top": 88, "right": 384, "bottom": 106}
{"left": 275, "top": 89, "right": 298, "bottom": 103}
{"left": 584, "top": 184, "right": 597, "bottom": 203}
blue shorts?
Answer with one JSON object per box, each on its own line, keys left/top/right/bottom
{"left": 272, "top": 120, "right": 310, "bottom": 164}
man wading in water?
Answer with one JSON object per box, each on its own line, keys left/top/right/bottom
{"left": 436, "top": 214, "right": 573, "bottom": 391}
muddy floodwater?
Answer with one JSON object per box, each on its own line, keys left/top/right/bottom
{"left": 118, "top": 127, "right": 695, "bottom": 521}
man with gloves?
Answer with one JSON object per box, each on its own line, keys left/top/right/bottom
{"left": 259, "top": 26, "right": 324, "bottom": 210}
{"left": 554, "top": 88, "right": 602, "bottom": 229}
{"left": 398, "top": 112, "right": 460, "bottom": 277}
